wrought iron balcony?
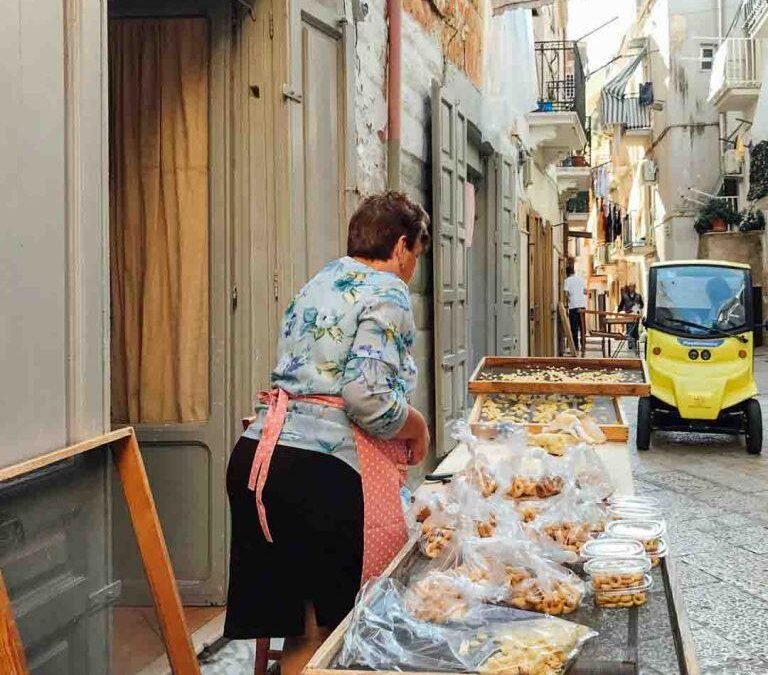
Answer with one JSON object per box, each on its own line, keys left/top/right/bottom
{"left": 709, "top": 37, "right": 766, "bottom": 112}
{"left": 744, "top": 0, "right": 768, "bottom": 35}
{"left": 533, "top": 40, "right": 586, "bottom": 133}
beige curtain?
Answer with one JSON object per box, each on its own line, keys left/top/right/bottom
{"left": 109, "top": 18, "right": 210, "bottom": 424}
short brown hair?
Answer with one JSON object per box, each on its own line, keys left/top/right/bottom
{"left": 347, "top": 191, "right": 431, "bottom": 261}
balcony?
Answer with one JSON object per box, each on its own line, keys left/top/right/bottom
{"left": 744, "top": 0, "right": 768, "bottom": 36}
{"left": 620, "top": 213, "right": 655, "bottom": 255}
{"left": 527, "top": 41, "right": 588, "bottom": 155}
{"left": 709, "top": 37, "right": 766, "bottom": 112}
{"left": 565, "top": 190, "right": 589, "bottom": 228}
{"left": 556, "top": 153, "right": 591, "bottom": 195}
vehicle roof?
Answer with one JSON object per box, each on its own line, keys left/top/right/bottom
{"left": 650, "top": 260, "right": 751, "bottom": 270}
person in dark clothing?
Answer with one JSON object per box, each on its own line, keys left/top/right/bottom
{"left": 618, "top": 283, "right": 643, "bottom": 349}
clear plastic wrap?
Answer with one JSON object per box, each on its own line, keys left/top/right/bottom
{"left": 530, "top": 493, "right": 606, "bottom": 556}
{"left": 419, "top": 508, "right": 460, "bottom": 561}
{"left": 583, "top": 556, "right": 653, "bottom": 609}
{"left": 495, "top": 446, "right": 570, "bottom": 500}
{"left": 566, "top": 444, "right": 614, "bottom": 501}
{"left": 459, "top": 539, "right": 586, "bottom": 616}
{"left": 339, "top": 578, "right": 597, "bottom": 674}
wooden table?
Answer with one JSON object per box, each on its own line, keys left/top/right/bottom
{"left": 305, "top": 442, "right": 700, "bottom": 675}
{"left": 603, "top": 316, "right": 641, "bottom": 357}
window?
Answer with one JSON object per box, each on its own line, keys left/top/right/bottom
{"left": 700, "top": 43, "right": 716, "bottom": 71}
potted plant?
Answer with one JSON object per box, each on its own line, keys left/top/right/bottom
{"left": 694, "top": 199, "right": 741, "bottom": 234}
{"left": 739, "top": 208, "right": 766, "bottom": 232}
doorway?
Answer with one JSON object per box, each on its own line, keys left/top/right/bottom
{"left": 107, "top": 1, "right": 232, "bottom": 671}
{"left": 468, "top": 167, "right": 491, "bottom": 374}
{"left": 528, "top": 214, "right": 555, "bottom": 356}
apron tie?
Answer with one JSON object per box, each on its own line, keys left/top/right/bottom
{"left": 247, "top": 389, "right": 419, "bottom": 582}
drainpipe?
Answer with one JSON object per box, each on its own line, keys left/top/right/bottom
{"left": 718, "top": 0, "right": 726, "bottom": 158}
{"left": 387, "top": 0, "right": 402, "bottom": 190}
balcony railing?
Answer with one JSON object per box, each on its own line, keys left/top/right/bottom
{"left": 621, "top": 213, "right": 654, "bottom": 249}
{"left": 744, "top": 0, "right": 768, "bottom": 35}
{"left": 709, "top": 37, "right": 765, "bottom": 101}
{"left": 533, "top": 41, "right": 586, "bottom": 133}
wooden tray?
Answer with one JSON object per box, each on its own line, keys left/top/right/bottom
{"left": 304, "top": 537, "right": 671, "bottom": 675}
{"left": 467, "top": 394, "right": 629, "bottom": 442}
{"left": 468, "top": 357, "right": 650, "bottom": 397}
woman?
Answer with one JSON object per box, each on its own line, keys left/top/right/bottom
{"left": 618, "top": 283, "right": 643, "bottom": 349}
{"left": 225, "top": 192, "right": 431, "bottom": 675}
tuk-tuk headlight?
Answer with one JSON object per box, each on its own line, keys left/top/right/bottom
{"left": 739, "top": 350, "right": 747, "bottom": 359}
{"left": 652, "top": 347, "right": 661, "bottom": 356}
{"left": 688, "top": 349, "right": 699, "bottom": 360}
{"left": 701, "top": 350, "right": 711, "bottom": 361}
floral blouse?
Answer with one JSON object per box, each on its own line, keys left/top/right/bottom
{"left": 242, "top": 256, "right": 418, "bottom": 472}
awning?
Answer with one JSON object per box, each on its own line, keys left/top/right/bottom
{"left": 600, "top": 48, "right": 647, "bottom": 126}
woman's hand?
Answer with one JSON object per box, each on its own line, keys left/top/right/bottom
{"left": 395, "top": 406, "right": 430, "bottom": 464}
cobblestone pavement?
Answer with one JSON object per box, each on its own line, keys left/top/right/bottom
{"left": 202, "top": 348, "right": 768, "bottom": 675}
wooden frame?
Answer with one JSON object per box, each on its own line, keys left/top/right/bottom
{"left": 467, "top": 394, "right": 629, "bottom": 442}
{"left": 468, "top": 357, "right": 651, "bottom": 397}
{"left": 558, "top": 302, "right": 577, "bottom": 356}
{"left": 0, "top": 428, "right": 200, "bottom": 675}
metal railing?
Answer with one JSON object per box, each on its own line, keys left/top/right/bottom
{"left": 566, "top": 191, "right": 589, "bottom": 214}
{"left": 621, "top": 213, "right": 654, "bottom": 249}
{"left": 533, "top": 41, "right": 586, "bottom": 133}
{"left": 710, "top": 37, "right": 765, "bottom": 100}
{"left": 744, "top": 0, "right": 768, "bottom": 35}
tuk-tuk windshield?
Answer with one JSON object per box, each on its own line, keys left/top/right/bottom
{"left": 651, "top": 265, "right": 749, "bottom": 337}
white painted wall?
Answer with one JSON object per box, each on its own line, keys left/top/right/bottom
{"left": 0, "top": 0, "right": 109, "bottom": 465}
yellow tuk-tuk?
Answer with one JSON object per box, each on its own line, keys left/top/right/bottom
{"left": 638, "top": 261, "right": 763, "bottom": 454}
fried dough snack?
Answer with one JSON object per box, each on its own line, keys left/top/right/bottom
{"left": 502, "top": 566, "right": 582, "bottom": 616}
{"left": 468, "top": 465, "right": 499, "bottom": 497}
{"left": 592, "top": 572, "right": 648, "bottom": 608}
{"left": 541, "top": 521, "right": 592, "bottom": 554}
{"left": 420, "top": 522, "right": 455, "bottom": 559}
{"left": 505, "top": 475, "right": 564, "bottom": 500}
{"left": 404, "top": 575, "right": 469, "bottom": 623}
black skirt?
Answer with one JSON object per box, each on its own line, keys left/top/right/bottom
{"left": 224, "top": 437, "right": 364, "bottom": 639}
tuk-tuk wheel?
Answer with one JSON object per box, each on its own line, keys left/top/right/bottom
{"left": 744, "top": 398, "right": 763, "bottom": 455}
{"left": 637, "top": 397, "right": 652, "bottom": 451}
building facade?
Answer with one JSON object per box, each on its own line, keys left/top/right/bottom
{"left": 0, "top": 0, "right": 585, "bottom": 670}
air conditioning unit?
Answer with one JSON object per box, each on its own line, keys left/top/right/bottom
{"left": 723, "top": 148, "right": 743, "bottom": 176}
{"left": 641, "top": 159, "right": 657, "bottom": 183}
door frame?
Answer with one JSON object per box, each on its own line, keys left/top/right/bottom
{"left": 108, "top": 0, "right": 233, "bottom": 604}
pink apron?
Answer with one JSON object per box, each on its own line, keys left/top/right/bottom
{"left": 247, "top": 389, "right": 424, "bottom": 583}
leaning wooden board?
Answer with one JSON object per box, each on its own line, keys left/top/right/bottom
{"left": 468, "top": 357, "right": 651, "bottom": 397}
{"left": 305, "top": 442, "right": 700, "bottom": 675}
{"left": 467, "top": 394, "right": 629, "bottom": 442}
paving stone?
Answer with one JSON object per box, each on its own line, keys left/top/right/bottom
{"left": 684, "top": 548, "right": 768, "bottom": 604}
{"left": 676, "top": 561, "right": 722, "bottom": 589}
{"left": 681, "top": 583, "right": 768, "bottom": 661}
{"left": 689, "top": 621, "right": 761, "bottom": 672}
{"left": 638, "top": 634, "right": 681, "bottom": 675}
{"left": 665, "top": 527, "right": 723, "bottom": 557}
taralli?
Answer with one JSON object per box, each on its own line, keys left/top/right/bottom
{"left": 517, "top": 503, "right": 540, "bottom": 523}
{"left": 505, "top": 475, "right": 564, "bottom": 500}
{"left": 404, "top": 575, "right": 469, "bottom": 623}
{"left": 503, "top": 566, "right": 582, "bottom": 616}
{"left": 475, "top": 514, "right": 498, "bottom": 538}
{"left": 584, "top": 557, "right": 652, "bottom": 608}
{"left": 541, "top": 521, "right": 592, "bottom": 554}
{"left": 420, "top": 522, "right": 455, "bottom": 559}
{"left": 415, "top": 506, "right": 431, "bottom": 523}
{"left": 468, "top": 465, "right": 499, "bottom": 497}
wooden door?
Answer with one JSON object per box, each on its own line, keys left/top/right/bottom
{"left": 432, "top": 81, "right": 469, "bottom": 456}
{"left": 289, "top": 0, "right": 350, "bottom": 289}
{"left": 108, "top": 0, "right": 231, "bottom": 605}
{"left": 494, "top": 154, "right": 520, "bottom": 355}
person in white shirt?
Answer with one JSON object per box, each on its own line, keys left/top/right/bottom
{"left": 563, "top": 265, "right": 587, "bottom": 354}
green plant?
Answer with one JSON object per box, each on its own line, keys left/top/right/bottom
{"left": 693, "top": 199, "right": 741, "bottom": 234}
{"left": 739, "top": 209, "right": 766, "bottom": 232}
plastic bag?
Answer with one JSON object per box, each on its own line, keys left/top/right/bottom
{"left": 459, "top": 538, "right": 586, "bottom": 616}
{"left": 419, "top": 508, "right": 460, "bottom": 560}
{"left": 495, "top": 446, "right": 571, "bottom": 500}
{"left": 530, "top": 492, "right": 606, "bottom": 556}
{"left": 339, "top": 578, "right": 597, "bottom": 674}
{"left": 567, "top": 443, "right": 615, "bottom": 501}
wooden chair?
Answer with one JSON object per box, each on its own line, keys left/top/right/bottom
{"left": 242, "top": 417, "right": 284, "bottom": 675}
{"left": 579, "top": 309, "right": 638, "bottom": 357}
